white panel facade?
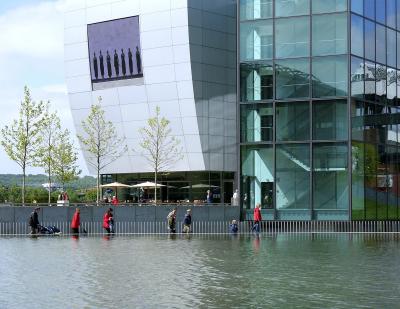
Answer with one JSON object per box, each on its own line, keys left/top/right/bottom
{"left": 65, "top": 0, "right": 237, "bottom": 175}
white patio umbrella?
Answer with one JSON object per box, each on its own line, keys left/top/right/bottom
{"left": 130, "top": 181, "right": 166, "bottom": 188}
{"left": 180, "top": 184, "right": 219, "bottom": 189}
{"left": 100, "top": 182, "right": 131, "bottom": 199}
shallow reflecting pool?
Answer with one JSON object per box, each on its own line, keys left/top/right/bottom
{"left": 0, "top": 234, "right": 399, "bottom": 308}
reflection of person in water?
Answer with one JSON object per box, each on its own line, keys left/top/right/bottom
{"left": 136, "top": 46, "right": 142, "bottom": 74}
{"left": 128, "top": 48, "right": 133, "bottom": 75}
{"left": 121, "top": 49, "right": 126, "bottom": 76}
{"left": 99, "top": 51, "right": 104, "bottom": 78}
{"left": 106, "top": 51, "right": 112, "bottom": 78}
{"left": 114, "top": 49, "right": 119, "bottom": 76}
{"left": 93, "top": 52, "right": 98, "bottom": 79}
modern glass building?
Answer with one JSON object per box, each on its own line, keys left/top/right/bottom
{"left": 239, "top": 0, "right": 400, "bottom": 220}
{"left": 64, "top": 0, "right": 237, "bottom": 204}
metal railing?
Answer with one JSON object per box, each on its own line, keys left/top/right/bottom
{"left": 0, "top": 202, "right": 234, "bottom": 207}
{"left": 0, "top": 220, "right": 399, "bottom": 236}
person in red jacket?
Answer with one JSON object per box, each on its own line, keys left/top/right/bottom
{"left": 71, "top": 208, "right": 80, "bottom": 235}
{"left": 252, "top": 203, "right": 262, "bottom": 233}
{"left": 111, "top": 195, "right": 119, "bottom": 206}
{"left": 103, "top": 208, "right": 113, "bottom": 234}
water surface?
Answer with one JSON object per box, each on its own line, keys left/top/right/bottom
{"left": 0, "top": 234, "right": 399, "bottom": 308}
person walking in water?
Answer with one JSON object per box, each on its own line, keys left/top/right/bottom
{"left": 71, "top": 208, "right": 80, "bottom": 235}
{"left": 182, "top": 209, "right": 192, "bottom": 233}
{"left": 28, "top": 207, "right": 40, "bottom": 235}
{"left": 103, "top": 208, "right": 113, "bottom": 234}
{"left": 252, "top": 203, "right": 262, "bottom": 233}
{"left": 230, "top": 219, "right": 239, "bottom": 234}
{"left": 167, "top": 208, "right": 177, "bottom": 233}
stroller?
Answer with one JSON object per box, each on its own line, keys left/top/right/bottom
{"left": 38, "top": 225, "right": 62, "bottom": 235}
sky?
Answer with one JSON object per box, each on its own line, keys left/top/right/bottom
{"left": 0, "top": 0, "right": 90, "bottom": 175}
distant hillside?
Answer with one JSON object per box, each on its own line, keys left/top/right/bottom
{"left": 0, "top": 174, "right": 96, "bottom": 189}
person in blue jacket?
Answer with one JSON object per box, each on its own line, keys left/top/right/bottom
{"left": 183, "top": 209, "right": 192, "bottom": 233}
{"left": 230, "top": 219, "right": 238, "bottom": 234}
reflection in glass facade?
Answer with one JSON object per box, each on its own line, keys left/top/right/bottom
{"left": 239, "top": 0, "right": 400, "bottom": 220}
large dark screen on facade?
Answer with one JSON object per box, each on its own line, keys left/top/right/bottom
{"left": 87, "top": 16, "right": 142, "bottom": 83}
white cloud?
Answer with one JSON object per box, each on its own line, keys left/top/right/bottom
{"left": 0, "top": 0, "right": 90, "bottom": 175}
{"left": 0, "top": 1, "right": 64, "bottom": 58}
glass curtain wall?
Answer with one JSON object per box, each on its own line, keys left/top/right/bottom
{"left": 240, "top": 0, "right": 350, "bottom": 220}
{"left": 350, "top": 0, "right": 400, "bottom": 220}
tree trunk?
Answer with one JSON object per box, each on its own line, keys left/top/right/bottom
{"left": 48, "top": 164, "right": 51, "bottom": 205}
{"left": 22, "top": 166, "right": 26, "bottom": 205}
{"left": 97, "top": 168, "right": 100, "bottom": 206}
{"left": 154, "top": 169, "right": 157, "bottom": 205}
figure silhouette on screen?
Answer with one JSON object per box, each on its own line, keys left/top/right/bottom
{"left": 99, "top": 51, "right": 105, "bottom": 78}
{"left": 106, "top": 50, "right": 112, "bottom": 78}
{"left": 121, "top": 49, "right": 126, "bottom": 76}
{"left": 136, "top": 46, "right": 142, "bottom": 74}
{"left": 93, "top": 52, "right": 98, "bottom": 79}
{"left": 128, "top": 48, "right": 133, "bottom": 75}
{"left": 114, "top": 49, "right": 119, "bottom": 76}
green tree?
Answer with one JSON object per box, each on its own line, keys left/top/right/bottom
{"left": 53, "top": 129, "right": 81, "bottom": 191}
{"left": 35, "top": 108, "right": 60, "bottom": 204}
{"left": 77, "top": 98, "right": 126, "bottom": 205}
{"left": 1, "top": 87, "right": 46, "bottom": 204}
{"left": 138, "top": 106, "right": 183, "bottom": 203}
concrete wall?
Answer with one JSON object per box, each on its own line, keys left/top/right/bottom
{"left": 0, "top": 205, "right": 240, "bottom": 224}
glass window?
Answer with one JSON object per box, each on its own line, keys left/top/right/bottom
{"left": 376, "top": 64, "right": 387, "bottom": 103}
{"left": 377, "top": 145, "right": 388, "bottom": 219}
{"left": 397, "top": 70, "right": 400, "bottom": 101}
{"left": 276, "top": 17, "right": 310, "bottom": 58}
{"left": 351, "top": 14, "right": 364, "bottom": 57}
{"left": 313, "top": 0, "right": 347, "bottom": 13}
{"left": 312, "top": 55, "right": 348, "bottom": 97}
{"left": 376, "top": 0, "right": 386, "bottom": 24}
{"left": 397, "top": 0, "right": 400, "bottom": 29}
{"left": 387, "top": 68, "right": 397, "bottom": 104}
{"left": 387, "top": 0, "right": 396, "bottom": 28}
{"left": 352, "top": 141, "right": 365, "bottom": 219}
{"left": 351, "top": 56, "right": 365, "bottom": 98}
{"left": 387, "top": 145, "right": 398, "bottom": 219}
{"left": 276, "top": 58, "right": 310, "bottom": 99}
{"left": 241, "top": 104, "right": 273, "bottom": 142}
{"left": 397, "top": 32, "right": 400, "bottom": 69}
{"left": 364, "top": 0, "right": 375, "bottom": 20}
{"left": 275, "top": 0, "right": 310, "bottom": 17}
{"left": 351, "top": 0, "right": 364, "bottom": 15}
{"left": 313, "top": 100, "right": 348, "bottom": 140}
{"left": 364, "top": 19, "right": 375, "bottom": 61}
{"left": 376, "top": 24, "right": 386, "bottom": 64}
{"left": 240, "top": 0, "right": 273, "bottom": 20}
{"left": 387, "top": 28, "right": 396, "bottom": 68}
{"left": 276, "top": 102, "right": 310, "bottom": 141}
{"left": 313, "top": 143, "right": 348, "bottom": 210}
{"left": 312, "top": 13, "right": 347, "bottom": 56}
{"left": 276, "top": 144, "right": 310, "bottom": 209}
{"left": 240, "top": 62, "right": 273, "bottom": 101}
{"left": 364, "top": 143, "right": 377, "bottom": 219}
{"left": 241, "top": 145, "right": 274, "bottom": 209}
{"left": 364, "top": 61, "right": 376, "bottom": 101}
{"left": 240, "top": 20, "right": 273, "bottom": 61}
{"left": 351, "top": 99, "right": 365, "bottom": 141}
